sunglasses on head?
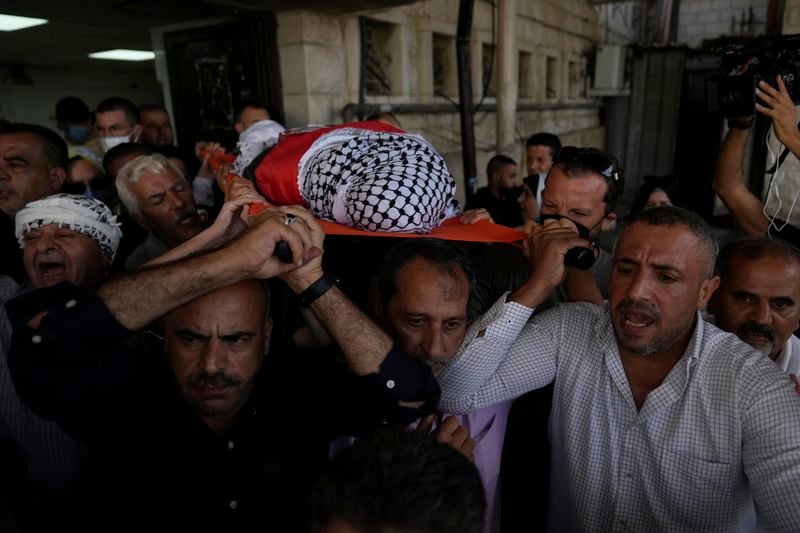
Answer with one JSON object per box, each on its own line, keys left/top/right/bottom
{"left": 554, "top": 146, "right": 621, "bottom": 183}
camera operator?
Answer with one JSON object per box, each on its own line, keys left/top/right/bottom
{"left": 713, "top": 75, "right": 800, "bottom": 246}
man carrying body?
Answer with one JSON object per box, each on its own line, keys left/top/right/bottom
{"left": 711, "top": 237, "right": 800, "bottom": 377}
{"left": 1, "top": 193, "right": 121, "bottom": 529}
{"left": 0, "top": 122, "right": 67, "bottom": 281}
{"left": 115, "top": 153, "right": 204, "bottom": 269}
{"left": 374, "top": 238, "right": 510, "bottom": 532}
{"left": 95, "top": 97, "right": 142, "bottom": 154}
{"left": 438, "top": 206, "right": 800, "bottom": 531}
{"left": 7, "top": 206, "right": 438, "bottom": 531}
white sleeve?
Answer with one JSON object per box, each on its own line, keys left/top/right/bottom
{"left": 438, "top": 293, "right": 560, "bottom": 413}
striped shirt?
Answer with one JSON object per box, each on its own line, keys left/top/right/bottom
{"left": 438, "top": 296, "right": 800, "bottom": 532}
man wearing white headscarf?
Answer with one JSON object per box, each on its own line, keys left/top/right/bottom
{"left": 1, "top": 193, "right": 121, "bottom": 530}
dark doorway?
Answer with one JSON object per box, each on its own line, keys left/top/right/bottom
{"left": 163, "top": 16, "right": 283, "bottom": 150}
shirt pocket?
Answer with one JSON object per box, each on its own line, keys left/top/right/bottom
{"left": 658, "top": 448, "right": 737, "bottom": 530}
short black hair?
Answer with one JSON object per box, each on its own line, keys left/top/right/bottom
{"left": 55, "top": 96, "right": 90, "bottom": 125}
{"left": 139, "top": 103, "right": 167, "bottom": 115}
{"left": 554, "top": 147, "right": 625, "bottom": 212}
{"left": 235, "top": 100, "right": 269, "bottom": 122}
{"left": 486, "top": 154, "right": 517, "bottom": 181}
{"left": 626, "top": 206, "right": 718, "bottom": 278}
{"left": 312, "top": 430, "right": 486, "bottom": 533}
{"left": 96, "top": 97, "right": 140, "bottom": 126}
{"left": 526, "top": 132, "right": 561, "bottom": 154}
{"left": 715, "top": 237, "right": 800, "bottom": 282}
{"left": 101, "top": 142, "right": 151, "bottom": 177}
{"left": 0, "top": 122, "right": 68, "bottom": 170}
{"left": 377, "top": 238, "right": 476, "bottom": 312}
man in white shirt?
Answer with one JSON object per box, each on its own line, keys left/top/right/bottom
{"left": 438, "top": 206, "right": 800, "bottom": 531}
{"left": 710, "top": 237, "right": 800, "bottom": 376}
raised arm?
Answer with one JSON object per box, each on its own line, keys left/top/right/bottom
{"left": 712, "top": 124, "right": 768, "bottom": 236}
{"left": 100, "top": 208, "right": 319, "bottom": 331}
{"left": 437, "top": 219, "right": 590, "bottom": 413}
{"left": 276, "top": 206, "right": 392, "bottom": 375}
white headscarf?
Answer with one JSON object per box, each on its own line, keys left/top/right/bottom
{"left": 15, "top": 194, "right": 123, "bottom": 260}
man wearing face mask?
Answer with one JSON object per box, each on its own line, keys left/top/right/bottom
{"left": 56, "top": 96, "right": 92, "bottom": 147}
{"left": 95, "top": 97, "right": 142, "bottom": 154}
{"left": 536, "top": 146, "right": 624, "bottom": 301}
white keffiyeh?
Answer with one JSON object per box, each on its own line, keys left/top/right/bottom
{"left": 15, "top": 194, "right": 123, "bottom": 260}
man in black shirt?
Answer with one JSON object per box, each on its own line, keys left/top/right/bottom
{"left": 468, "top": 154, "right": 523, "bottom": 228}
{"left": 8, "top": 206, "right": 438, "bottom": 532}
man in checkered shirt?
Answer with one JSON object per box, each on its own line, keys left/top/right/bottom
{"left": 438, "top": 206, "right": 800, "bottom": 531}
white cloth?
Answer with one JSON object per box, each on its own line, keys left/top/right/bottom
{"left": 15, "top": 193, "right": 122, "bottom": 260}
{"left": 438, "top": 296, "right": 800, "bottom": 532}
{"left": 775, "top": 334, "right": 800, "bottom": 375}
{"left": 233, "top": 119, "right": 285, "bottom": 175}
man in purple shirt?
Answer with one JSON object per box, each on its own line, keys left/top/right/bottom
{"left": 375, "top": 238, "right": 511, "bottom": 532}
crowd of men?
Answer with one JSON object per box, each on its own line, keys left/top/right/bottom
{"left": 1, "top": 82, "right": 799, "bottom": 533}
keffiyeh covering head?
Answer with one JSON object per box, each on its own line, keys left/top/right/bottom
{"left": 234, "top": 119, "right": 286, "bottom": 176}
{"left": 15, "top": 194, "right": 123, "bottom": 260}
{"left": 302, "top": 131, "right": 456, "bottom": 233}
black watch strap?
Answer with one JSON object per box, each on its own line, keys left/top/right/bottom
{"left": 297, "top": 273, "right": 338, "bottom": 307}
{"left": 727, "top": 117, "right": 755, "bottom": 130}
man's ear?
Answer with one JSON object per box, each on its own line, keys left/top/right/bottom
{"left": 262, "top": 318, "right": 273, "bottom": 356}
{"left": 698, "top": 275, "right": 721, "bottom": 311}
{"left": 131, "top": 212, "right": 149, "bottom": 230}
{"left": 50, "top": 166, "right": 67, "bottom": 192}
{"left": 234, "top": 122, "right": 244, "bottom": 135}
{"left": 599, "top": 211, "right": 617, "bottom": 233}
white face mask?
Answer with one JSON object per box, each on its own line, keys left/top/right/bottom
{"left": 100, "top": 135, "right": 131, "bottom": 153}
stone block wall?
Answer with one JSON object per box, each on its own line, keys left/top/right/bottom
{"left": 676, "top": 0, "right": 768, "bottom": 46}
{"left": 275, "top": 0, "right": 605, "bottom": 205}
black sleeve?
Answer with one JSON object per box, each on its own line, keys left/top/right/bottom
{"left": 291, "top": 344, "right": 440, "bottom": 438}
{"left": 6, "top": 282, "right": 142, "bottom": 444}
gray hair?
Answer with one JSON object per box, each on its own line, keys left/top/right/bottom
{"left": 116, "top": 153, "right": 187, "bottom": 216}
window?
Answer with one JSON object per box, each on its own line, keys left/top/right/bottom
{"left": 432, "top": 33, "right": 457, "bottom": 97}
{"left": 545, "top": 55, "right": 559, "bottom": 100}
{"left": 364, "top": 19, "right": 399, "bottom": 95}
{"left": 519, "top": 50, "right": 533, "bottom": 99}
{"left": 482, "top": 43, "right": 497, "bottom": 97}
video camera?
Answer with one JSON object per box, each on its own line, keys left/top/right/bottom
{"left": 706, "top": 34, "right": 800, "bottom": 118}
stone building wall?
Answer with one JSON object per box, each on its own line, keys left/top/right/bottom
{"left": 274, "top": 0, "right": 605, "bottom": 205}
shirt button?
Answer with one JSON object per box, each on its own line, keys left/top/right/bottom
{"left": 386, "top": 379, "right": 395, "bottom": 389}
{"left": 65, "top": 299, "right": 77, "bottom": 309}
{"left": 229, "top": 500, "right": 238, "bottom": 510}
{"left": 227, "top": 441, "right": 234, "bottom": 450}
{"left": 31, "top": 335, "right": 42, "bottom": 344}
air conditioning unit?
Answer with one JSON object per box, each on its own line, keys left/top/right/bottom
{"left": 590, "top": 44, "right": 630, "bottom": 96}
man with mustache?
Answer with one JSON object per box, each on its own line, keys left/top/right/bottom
{"left": 710, "top": 238, "right": 800, "bottom": 382}
{"left": 7, "top": 206, "right": 439, "bottom": 531}
{"left": 0, "top": 122, "right": 68, "bottom": 282}
{"left": 116, "top": 153, "right": 204, "bottom": 269}
{"left": 437, "top": 206, "right": 800, "bottom": 530}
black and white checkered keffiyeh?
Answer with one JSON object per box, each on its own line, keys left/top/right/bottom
{"left": 15, "top": 194, "right": 123, "bottom": 260}
{"left": 300, "top": 131, "right": 456, "bottom": 233}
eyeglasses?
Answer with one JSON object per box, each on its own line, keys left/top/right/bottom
{"left": 554, "top": 146, "right": 622, "bottom": 183}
